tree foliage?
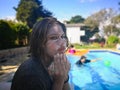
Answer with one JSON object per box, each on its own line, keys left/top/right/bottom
{"left": 0, "top": 20, "right": 31, "bottom": 49}
{"left": 67, "top": 15, "right": 85, "bottom": 23}
{"left": 81, "top": 26, "right": 99, "bottom": 42}
{"left": 84, "top": 8, "right": 116, "bottom": 30}
{"left": 107, "top": 35, "right": 119, "bottom": 45}
{"left": 14, "top": 23, "right": 30, "bottom": 45}
{"left": 0, "top": 20, "right": 17, "bottom": 49}
{"left": 15, "top": 23, "right": 29, "bottom": 37}
{"left": 104, "top": 25, "right": 120, "bottom": 37}
{"left": 85, "top": 8, "right": 116, "bottom": 24}
{"left": 112, "top": 15, "right": 120, "bottom": 24}
{"left": 14, "top": 0, "right": 52, "bottom": 28}
{"left": 84, "top": 8, "right": 117, "bottom": 39}
{"left": 84, "top": 18, "right": 99, "bottom": 31}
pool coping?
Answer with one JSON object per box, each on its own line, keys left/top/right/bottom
{"left": 89, "top": 49, "right": 120, "bottom": 55}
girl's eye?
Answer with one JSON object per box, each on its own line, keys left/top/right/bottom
{"left": 47, "top": 34, "right": 66, "bottom": 41}
{"left": 49, "top": 36, "right": 59, "bottom": 40}
{"left": 61, "top": 35, "right": 66, "bottom": 39}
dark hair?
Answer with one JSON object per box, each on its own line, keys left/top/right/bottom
{"left": 80, "top": 55, "right": 86, "bottom": 60}
{"left": 70, "top": 45, "right": 74, "bottom": 48}
{"left": 30, "top": 17, "right": 68, "bottom": 62}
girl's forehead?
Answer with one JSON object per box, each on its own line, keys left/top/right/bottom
{"left": 47, "top": 24, "right": 64, "bottom": 35}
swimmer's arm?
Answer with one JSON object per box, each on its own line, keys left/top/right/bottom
{"left": 91, "top": 58, "right": 102, "bottom": 62}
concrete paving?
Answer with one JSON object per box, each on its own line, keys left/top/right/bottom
{"left": 0, "top": 82, "right": 11, "bottom": 90}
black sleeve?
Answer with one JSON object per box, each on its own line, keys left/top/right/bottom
{"left": 76, "top": 61, "right": 79, "bottom": 65}
{"left": 76, "top": 60, "right": 82, "bottom": 66}
{"left": 85, "top": 59, "right": 91, "bottom": 63}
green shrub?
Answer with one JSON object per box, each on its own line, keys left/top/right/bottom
{"left": 107, "top": 35, "right": 119, "bottom": 45}
{"left": 0, "top": 20, "right": 17, "bottom": 49}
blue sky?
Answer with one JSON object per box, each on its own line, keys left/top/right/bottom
{"left": 0, "top": 0, "right": 119, "bottom": 22}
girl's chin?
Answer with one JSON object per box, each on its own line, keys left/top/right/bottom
{"left": 57, "top": 52, "right": 65, "bottom": 54}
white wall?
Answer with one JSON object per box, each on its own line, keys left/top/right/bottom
{"left": 66, "top": 27, "right": 82, "bottom": 44}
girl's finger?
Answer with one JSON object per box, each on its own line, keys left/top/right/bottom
{"left": 54, "top": 54, "right": 61, "bottom": 74}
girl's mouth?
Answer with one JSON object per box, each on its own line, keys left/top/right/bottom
{"left": 58, "top": 47, "right": 66, "bottom": 53}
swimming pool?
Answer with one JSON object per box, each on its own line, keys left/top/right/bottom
{"left": 67, "top": 50, "right": 120, "bottom": 90}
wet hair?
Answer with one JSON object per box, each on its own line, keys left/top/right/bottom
{"left": 30, "top": 17, "right": 68, "bottom": 62}
{"left": 80, "top": 55, "right": 86, "bottom": 60}
{"left": 70, "top": 45, "right": 74, "bottom": 48}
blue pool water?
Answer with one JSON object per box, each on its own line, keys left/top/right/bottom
{"left": 67, "top": 50, "right": 120, "bottom": 90}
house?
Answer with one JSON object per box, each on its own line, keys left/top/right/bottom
{"left": 65, "top": 23, "right": 85, "bottom": 44}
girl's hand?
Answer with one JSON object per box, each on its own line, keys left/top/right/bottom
{"left": 48, "top": 53, "right": 70, "bottom": 84}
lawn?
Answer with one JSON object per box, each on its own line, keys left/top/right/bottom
{"left": 73, "top": 43, "right": 116, "bottom": 49}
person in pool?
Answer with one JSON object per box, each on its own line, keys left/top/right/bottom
{"left": 68, "top": 45, "right": 76, "bottom": 54}
{"left": 76, "top": 55, "right": 102, "bottom": 66}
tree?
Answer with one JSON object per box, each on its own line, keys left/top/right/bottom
{"left": 0, "top": 20, "right": 17, "bottom": 49}
{"left": 86, "top": 8, "right": 116, "bottom": 24}
{"left": 81, "top": 26, "right": 99, "bottom": 42}
{"left": 14, "top": 0, "right": 52, "bottom": 28}
{"left": 84, "top": 8, "right": 117, "bottom": 38}
{"left": 67, "top": 15, "right": 85, "bottom": 23}
{"left": 84, "top": 18, "right": 99, "bottom": 31}
{"left": 107, "top": 35, "right": 119, "bottom": 45}
{"left": 14, "top": 23, "right": 30, "bottom": 46}
{"left": 104, "top": 25, "right": 120, "bottom": 36}
{"left": 82, "top": 16, "right": 99, "bottom": 43}
{"left": 112, "top": 15, "right": 120, "bottom": 24}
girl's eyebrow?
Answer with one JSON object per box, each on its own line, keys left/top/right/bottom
{"left": 47, "top": 34, "right": 59, "bottom": 36}
{"left": 47, "top": 33, "right": 65, "bottom": 36}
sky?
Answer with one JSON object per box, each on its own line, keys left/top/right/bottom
{"left": 0, "top": 0, "right": 119, "bottom": 22}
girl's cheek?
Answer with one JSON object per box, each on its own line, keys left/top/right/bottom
{"left": 47, "top": 44, "right": 58, "bottom": 54}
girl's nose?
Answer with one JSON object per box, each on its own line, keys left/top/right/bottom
{"left": 58, "top": 38, "right": 66, "bottom": 46}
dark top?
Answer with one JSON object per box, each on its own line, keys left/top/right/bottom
{"left": 11, "top": 57, "right": 52, "bottom": 90}
{"left": 76, "top": 59, "right": 90, "bottom": 66}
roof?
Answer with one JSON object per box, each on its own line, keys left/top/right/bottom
{"left": 65, "top": 23, "right": 85, "bottom": 27}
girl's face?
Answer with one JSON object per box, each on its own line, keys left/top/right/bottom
{"left": 46, "top": 24, "right": 67, "bottom": 57}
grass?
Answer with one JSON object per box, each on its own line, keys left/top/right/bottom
{"left": 73, "top": 43, "right": 116, "bottom": 49}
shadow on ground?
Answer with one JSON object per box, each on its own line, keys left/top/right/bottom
{"left": 0, "top": 53, "right": 29, "bottom": 90}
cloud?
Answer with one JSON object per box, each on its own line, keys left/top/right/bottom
{"left": 5, "top": 16, "right": 16, "bottom": 20}
{"left": 1, "top": 16, "right": 16, "bottom": 21}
